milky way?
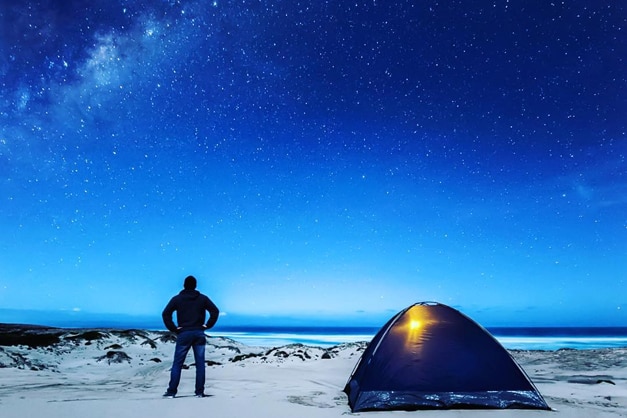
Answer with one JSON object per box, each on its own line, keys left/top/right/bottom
{"left": 0, "top": 1, "right": 625, "bottom": 327}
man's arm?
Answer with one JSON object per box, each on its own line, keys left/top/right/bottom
{"left": 203, "top": 297, "right": 220, "bottom": 330}
{"left": 162, "top": 298, "right": 179, "bottom": 333}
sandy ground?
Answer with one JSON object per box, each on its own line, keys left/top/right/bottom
{"left": 0, "top": 328, "right": 625, "bottom": 418}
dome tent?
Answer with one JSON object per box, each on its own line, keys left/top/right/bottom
{"left": 344, "top": 302, "right": 550, "bottom": 412}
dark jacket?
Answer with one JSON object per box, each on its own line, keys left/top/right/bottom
{"left": 162, "top": 289, "right": 220, "bottom": 333}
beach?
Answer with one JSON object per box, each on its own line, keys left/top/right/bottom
{"left": 0, "top": 326, "right": 625, "bottom": 418}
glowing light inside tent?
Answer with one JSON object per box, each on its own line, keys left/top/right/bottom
{"left": 396, "top": 305, "right": 438, "bottom": 350}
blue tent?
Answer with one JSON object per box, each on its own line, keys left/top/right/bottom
{"left": 344, "top": 302, "right": 550, "bottom": 411}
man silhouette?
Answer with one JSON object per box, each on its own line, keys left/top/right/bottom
{"left": 162, "top": 275, "right": 220, "bottom": 398}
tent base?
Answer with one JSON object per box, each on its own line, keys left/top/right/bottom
{"left": 350, "top": 389, "right": 551, "bottom": 412}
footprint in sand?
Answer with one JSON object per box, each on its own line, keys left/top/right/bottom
{"left": 287, "top": 391, "right": 337, "bottom": 408}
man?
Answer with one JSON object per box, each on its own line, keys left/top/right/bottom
{"left": 162, "top": 275, "right": 220, "bottom": 398}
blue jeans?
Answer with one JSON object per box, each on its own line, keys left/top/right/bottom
{"left": 166, "top": 330, "right": 206, "bottom": 395}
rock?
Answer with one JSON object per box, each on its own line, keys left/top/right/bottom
{"left": 66, "top": 331, "right": 109, "bottom": 343}
{"left": 231, "top": 352, "right": 263, "bottom": 362}
{"left": 96, "top": 350, "right": 132, "bottom": 365}
{"left": 0, "top": 325, "right": 63, "bottom": 348}
{"left": 105, "top": 344, "right": 124, "bottom": 350}
{"left": 158, "top": 334, "right": 177, "bottom": 344}
{"left": 141, "top": 338, "right": 158, "bottom": 349}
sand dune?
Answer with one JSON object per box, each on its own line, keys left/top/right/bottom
{"left": 0, "top": 325, "right": 625, "bottom": 418}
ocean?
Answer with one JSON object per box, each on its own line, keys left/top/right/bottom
{"left": 212, "top": 326, "right": 627, "bottom": 350}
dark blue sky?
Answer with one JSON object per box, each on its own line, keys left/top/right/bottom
{"left": 0, "top": 0, "right": 625, "bottom": 327}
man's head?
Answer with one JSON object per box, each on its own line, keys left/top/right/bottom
{"left": 184, "top": 275, "right": 197, "bottom": 290}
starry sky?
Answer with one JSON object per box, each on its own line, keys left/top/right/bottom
{"left": 0, "top": 0, "right": 625, "bottom": 328}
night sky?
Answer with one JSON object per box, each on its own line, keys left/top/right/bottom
{"left": 1, "top": 0, "right": 625, "bottom": 328}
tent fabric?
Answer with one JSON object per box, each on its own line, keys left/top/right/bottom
{"left": 344, "top": 302, "right": 550, "bottom": 412}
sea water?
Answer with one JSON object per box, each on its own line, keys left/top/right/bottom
{"left": 212, "top": 326, "right": 627, "bottom": 350}
{"left": 213, "top": 326, "right": 379, "bottom": 348}
{"left": 489, "top": 327, "right": 627, "bottom": 350}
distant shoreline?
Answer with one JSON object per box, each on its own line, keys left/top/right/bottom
{"left": 2, "top": 322, "right": 627, "bottom": 350}
{"left": 4, "top": 322, "right": 627, "bottom": 333}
